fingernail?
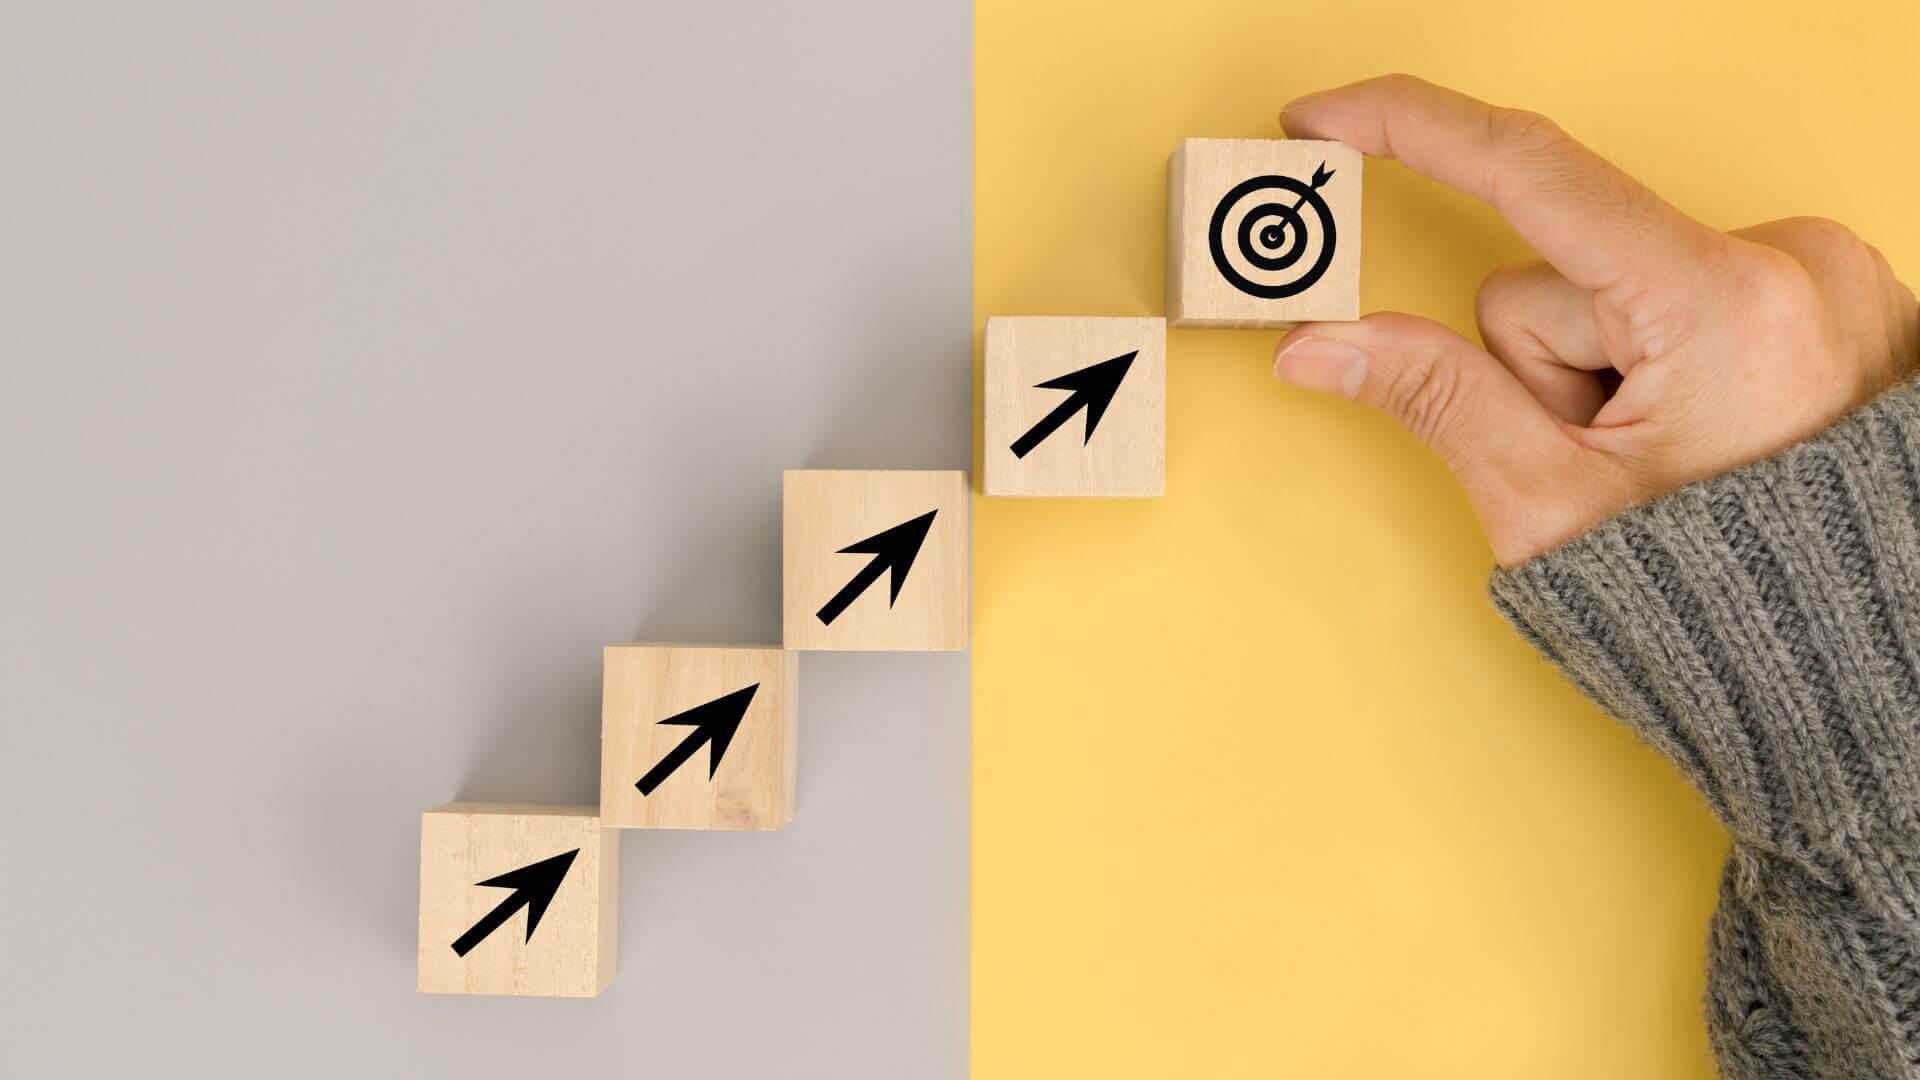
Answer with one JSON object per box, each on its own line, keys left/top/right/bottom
{"left": 1278, "top": 91, "right": 1325, "bottom": 130}
{"left": 1274, "top": 335, "right": 1369, "bottom": 398}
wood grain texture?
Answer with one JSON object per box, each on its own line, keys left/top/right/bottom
{"left": 1167, "top": 138, "right": 1361, "bottom": 327}
{"left": 783, "top": 469, "right": 969, "bottom": 651}
{"left": 984, "top": 316, "right": 1165, "bottom": 497}
{"left": 600, "top": 644, "right": 796, "bottom": 830}
{"left": 416, "top": 803, "right": 617, "bottom": 998}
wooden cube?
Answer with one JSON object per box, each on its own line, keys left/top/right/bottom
{"left": 984, "top": 316, "right": 1165, "bottom": 497}
{"left": 600, "top": 644, "right": 796, "bottom": 831}
{"left": 417, "top": 803, "right": 617, "bottom": 998}
{"left": 1167, "top": 138, "right": 1361, "bottom": 328}
{"left": 783, "top": 469, "right": 968, "bottom": 651}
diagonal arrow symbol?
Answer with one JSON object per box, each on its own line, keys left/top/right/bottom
{"left": 815, "top": 509, "right": 938, "bottom": 626}
{"left": 450, "top": 848, "right": 580, "bottom": 957}
{"left": 1008, "top": 350, "right": 1138, "bottom": 459}
{"left": 1262, "top": 161, "right": 1335, "bottom": 248}
{"left": 634, "top": 683, "right": 758, "bottom": 796}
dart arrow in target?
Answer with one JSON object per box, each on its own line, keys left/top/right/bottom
{"left": 816, "top": 510, "right": 938, "bottom": 626}
{"left": 1008, "top": 350, "right": 1138, "bottom": 459}
{"left": 634, "top": 684, "right": 758, "bottom": 796}
{"left": 450, "top": 848, "right": 579, "bottom": 957}
{"left": 1266, "top": 163, "right": 1335, "bottom": 246}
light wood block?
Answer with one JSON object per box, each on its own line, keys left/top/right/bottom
{"left": 1167, "top": 138, "right": 1361, "bottom": 328}
{"left": 600, "top": 644, "right": 796, "bottom": 831}
{"left": 417, "top": 803, "right": 617, "bottom": 998}
{"left": 783, "top": 469, "right": 968, "bottom": 651}
{"left": 984, "top": 316, "right": 1165, "bottom": 497}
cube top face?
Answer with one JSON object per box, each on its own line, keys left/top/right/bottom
{"left": 782, "top": 469, "right": 969, "bottom": 651}
{"left": 1168, "top": 138, "right": 1361, "bottom": 328}
{"left": 417, "top": 803, "right": 616, "bottom": 998}
{"left": 984, "top": 316, "right": 1166, "bottom": 497}
{"left": 600, "top": 644, "right": 796, "bottom": 831}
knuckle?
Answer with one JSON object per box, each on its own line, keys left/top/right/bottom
{"left": 1866, "top": 241, "right": 1897, "bottom": 283}
{"left": 1474, "top": 265, "right": 1533, "bottom": 325}
{"left": 1777, "top": 216, "right": 1884, "bottom": 286}
{"left": 1736, "top": 246, "right": 1825, "bottom": 322}
{"left": 1489, "top": 107, "right": 1570, "bottom": 155}
{"left": 1778, "top": 215, "right": 1862, "bottom": 254}
{"left": 1757, "top": 219, "right": 1913, "bottom": 385}
{"left": 1474, "top": 265, "right": 1560, "bottom": 355}
{"left": 1382, "top": 348, "right": 1468, "bottom": 449}
{"left": 1483, "top": 108, "right": 1581, "bottom": 204}
{"left": 1374, "top": 72, "right": 1429, "bottom": 97}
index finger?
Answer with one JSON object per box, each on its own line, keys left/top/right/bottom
{"left": 1281, "top": 75, "right": 1720, "bottom": 292}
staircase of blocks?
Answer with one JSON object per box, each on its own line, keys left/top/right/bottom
{"left": 415, "top": 136, "right": 1362, "bottom": 998}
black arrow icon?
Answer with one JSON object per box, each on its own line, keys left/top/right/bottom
{"left": 815, "top": 510, "right": 937, "bottom": 626}
{"left": 450, "top": 848, "right": 580, "bottom": 957}
{"left": 1262, "top": 161, "right": 1336, "bottom": 249}
{"left": 634, "top": 683, "right": 758, "bottom": 796}
{"left": 1008, "top": 351, "right": 1138, "bottom": 459}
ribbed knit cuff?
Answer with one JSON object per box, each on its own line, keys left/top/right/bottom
{"left": 1489, "top": 381, "right": 1920, "bottom": 920}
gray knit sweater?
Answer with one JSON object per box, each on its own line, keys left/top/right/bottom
{"left": 1491, "top": 381, "right": 1920, "bottom": 1079}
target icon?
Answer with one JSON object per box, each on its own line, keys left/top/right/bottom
{"left": 1206, "top": 163, "right": 1338, "bottom": 300}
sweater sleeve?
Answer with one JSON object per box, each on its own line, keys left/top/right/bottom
{"left": 1488, "top": 379, "right": 1920, "bottom": 1080}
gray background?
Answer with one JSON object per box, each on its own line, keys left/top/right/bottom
{"left": 0, "top": 3, "right": 971, "bottom": 1076}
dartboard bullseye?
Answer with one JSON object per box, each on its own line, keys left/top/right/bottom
{"left": 1206, "top": 164, "right": 1338, "bottom": 299}
{"left": 1168, "top": 138, "right": 1361, "bottom": 327}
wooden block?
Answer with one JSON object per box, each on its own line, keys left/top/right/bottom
{"left": 782, "top": 469, "right": 968, "bottom": 651}
{"left": 417, "top": 803, "right": 617, "bottom": 998}
{"left": 600, "top": 644, "right": 796, "bottom": 831}
{"left": 984, "top": 316, "right": 1166, "bottom": 497}
{"left": 1167, "top": 138, "right": 1361, "bottom": 328}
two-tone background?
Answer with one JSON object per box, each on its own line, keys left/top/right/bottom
{"left": 6, "top": 2, "right": 1918, "bottom": 1077}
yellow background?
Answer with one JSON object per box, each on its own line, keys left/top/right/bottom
{"left": 971, "top": 2, "right": 1920, "bottom": 1077}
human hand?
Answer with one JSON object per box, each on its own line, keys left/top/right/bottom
{"left": 1271, "top": 75, "right": 1920, "bottom": 568}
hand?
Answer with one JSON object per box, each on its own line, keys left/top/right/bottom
{"left": 1271, "top": 75, "right": 1920, "bottom": 568}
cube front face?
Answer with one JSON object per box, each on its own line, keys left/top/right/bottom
{"left": 600, "top": 644, "right": 796, "bottom": 830}
{"left": 1168, "top": 138, "right": 1361, "bottom": 328}
{"left": 417, "top": 803, "right": 617, "bottom": 998}
{"left": 783, "top": 469, "right": 969, "bottom": 651}
{"left": 984, "top": 316, "right": 1166, "bottom": 497}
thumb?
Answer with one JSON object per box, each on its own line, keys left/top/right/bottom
{"left": 1273, "top": 312, "right": 1595, "bottom": 564}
